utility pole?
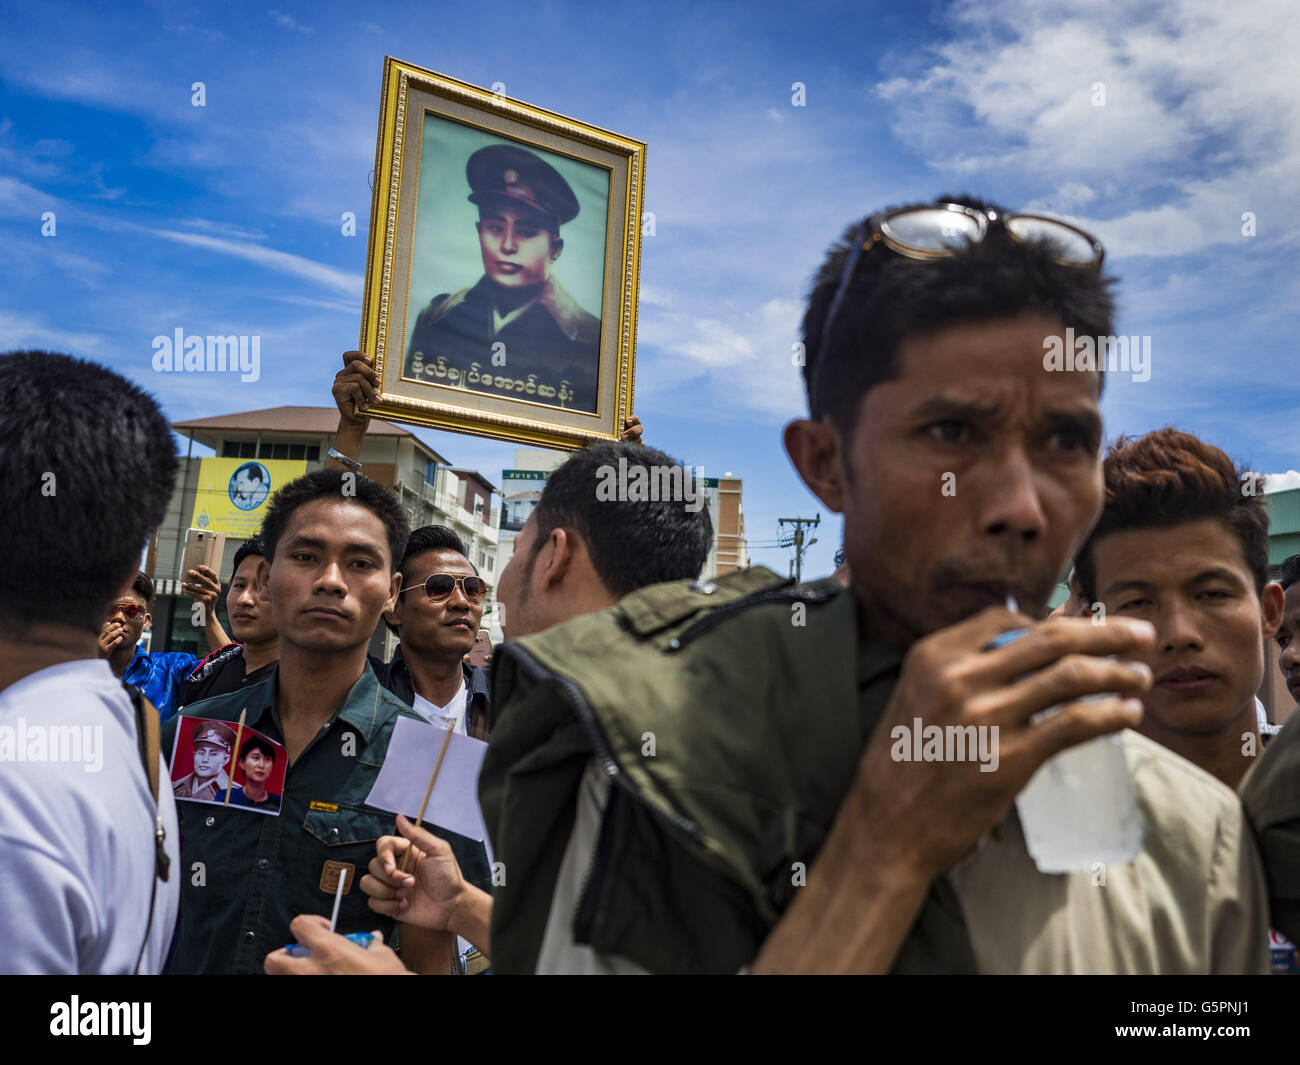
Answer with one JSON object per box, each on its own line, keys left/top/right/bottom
{"left": 777, "top": 514, "right": 820, "bottom": 583}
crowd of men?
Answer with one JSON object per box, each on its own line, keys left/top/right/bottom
{"left": 2, "top": 194, "right": 1298, "bottom": 974}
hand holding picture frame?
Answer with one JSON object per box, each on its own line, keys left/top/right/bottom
{"left": 360, "top": 57, "right": 646, "bottom": 450}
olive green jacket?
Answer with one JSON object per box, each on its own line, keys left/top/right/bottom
{"left": 1241, "top": 711, "right": 1300, "bottom": 944}
{"left": 480, "top": 567, "right": 1269, "bottom": 974}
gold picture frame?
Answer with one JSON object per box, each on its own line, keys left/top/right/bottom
{"left": 359, "top": 56, "right": 645, "bottom": 450}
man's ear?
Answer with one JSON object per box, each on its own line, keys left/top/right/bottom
{"left": 538, "top": 527, "right": 574, "bottom": 589}
{"left": 255, "top": 558, "right": 272, "bottom": 598}
{"left": 784, "top": 418, "right": 847, "bottom": 513}
{"left": 1261, "top": 581, "right": 1285, "bottom": 639}
{"left": 385, "top": 570, "right": 402, "bottom": 617}
{"left": 550, "top": 236, "right": 564, "bottom": 262}
{"left": 142, "top": 612, "right": 153, "bottom": 633}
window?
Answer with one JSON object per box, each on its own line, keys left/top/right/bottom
{"left": 225, "top": 441, "right": 317, "bottom": 462}
{"left": 425, "top": 461, "right": 439, "bottom": 487}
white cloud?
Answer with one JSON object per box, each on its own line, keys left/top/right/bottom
{"left": 0, "top": 175, "right": 56, "bottom": 218}
{"left": 0, "top": 310, "right": 105, "bottom": 355}
{"left": 151, "top": 229, "right": 361, "bottom": 297}
{"left": 269, "top": 11, "right": 312, "bottom": 33}
{"left": 638, "top": 285, "right": 676, "bottom": 308}
{"left": 179, "top": 219, "right": 268, "bottom": 241}
{"left": 271, "top": 294, "right": 361, "bottom": 315}
{"left": 637, "top": 296, "right": 805, "bottom": 419}
{"left": 1265, "top": 471, "right": 1300, "bottom": 494}
{"left": 875, "top": 0, "right": 1300, "bottom": 257}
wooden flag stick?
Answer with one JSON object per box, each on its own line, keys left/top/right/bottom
{"left": 400, "top": 724, "right": 456, "bottom": 874}
{"left": 223, "top": 709, "right": 247, "bottom": 807}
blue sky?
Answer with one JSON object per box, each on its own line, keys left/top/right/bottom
{"left": 2, "top": 0, "right": 1297, "bottom": 579}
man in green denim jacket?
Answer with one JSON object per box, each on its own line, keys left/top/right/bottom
{"left": 163, "top": 469, "right": 455, "bottom": 975}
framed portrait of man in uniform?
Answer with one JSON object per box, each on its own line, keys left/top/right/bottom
{"left": 359, "top": 57, "right": 646, "bottom": 450}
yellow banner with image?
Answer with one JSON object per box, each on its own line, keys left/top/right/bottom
{"left": 190, "top": 457, "right": 307, "bottom": 539}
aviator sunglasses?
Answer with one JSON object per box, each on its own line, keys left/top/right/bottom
{"left": 399, "top": 573, "right": 488, "bottom": 603}
{"left": 819, "top": 201, "right": 1105, "bottom": 352}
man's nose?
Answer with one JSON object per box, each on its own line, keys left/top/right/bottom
{"left": 315, "top": 561, "right": 348, "bottom": 593}
{"left": 1282, "top": 637, "right": 1300, "bottom": 673}
{"left": 500, "top": 222, "right": 518, "bottom": 253}
{"left": 1157, "top": 598, "right": 1205, "bottom": 654}
{"left": 979, "top": 449, "right": 1047, "bottom": 542}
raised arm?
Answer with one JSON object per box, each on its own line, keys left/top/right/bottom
{"left": 327, "top": 350, "right": 379, "bottom": 470}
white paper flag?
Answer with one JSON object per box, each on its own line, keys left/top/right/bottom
{"left": 365, "top": 715, "right": 491, "bottom": 852}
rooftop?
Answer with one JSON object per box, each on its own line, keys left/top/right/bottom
{"left": 172, "top": 406, "right": 450, "bottom": 465}
{"left": 450, "top": 468, "right": 499, "bottom": 494}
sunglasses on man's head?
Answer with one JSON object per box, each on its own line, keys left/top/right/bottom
{"left": 400, "top": 573, "right": 488, "bottom": 603}
{"left": 108, "top": 602, "right": 145, "bottom": 620}
{"left": 819, "top": 201, "right": 1105, "bottom": 354}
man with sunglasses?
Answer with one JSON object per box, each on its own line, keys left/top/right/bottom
{"left": 369, "top": 524, "right": 497, "bottom": 953}
{"left": 270, "top": 438, "right": 714, "bottom": 974}
{"left": 472, "top": 197, "right": 1267, "bottom": 974}
{"left": 371, "top": 525, "right": 492, "bottom": 739}
{"left": 100, "top": 571, "right": 208, "bottom": 725}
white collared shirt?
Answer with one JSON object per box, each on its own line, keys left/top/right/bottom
{"left": 411, "top": 676, "right": 469, "bottom": 734}
{"left": 0, "top": 659, "right": 180, "bottom": 973}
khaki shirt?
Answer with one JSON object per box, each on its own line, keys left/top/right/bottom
{"left": 952, "top": 730, "right": 1269, "bottom": 974}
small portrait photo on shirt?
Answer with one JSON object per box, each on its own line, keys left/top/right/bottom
{"left": 169, "top": 717, "right": 286, "bottom": 815}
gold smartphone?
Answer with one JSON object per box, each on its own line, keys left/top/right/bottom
{"left": 181, "top": 528, "right": 227, "bottom": 583}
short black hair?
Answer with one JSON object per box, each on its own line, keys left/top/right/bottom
{"left": 401, "top": 525, "right": 473, "bottom": 580}
{"left": 386, "top": 525, "right": 475, "bottom": 636}
{"left": 801, "top": 195, "right": 1117, "bottom": 436}
{"left": 132, "top": 571, "right": 155, "bottom": 608}
{"left": 0, "top": 351, "right": 177, "bottom": 634}
{"left": 258, "top": 469, "right": 408, "bottom": 572}
{"left": 239, "top": 734, "right": 277, "bottom": 763}
{"left": 235, "top": 462, "right": 265, "bottom": 482}
{"left": 231, "top": 536, "right": 265, "bottom": 578}
{"left": 1281, "top": 554, "right": 1300, "bottom": 592}
{"left": 529, "top": 441, "right": 713, "bottom": 597}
